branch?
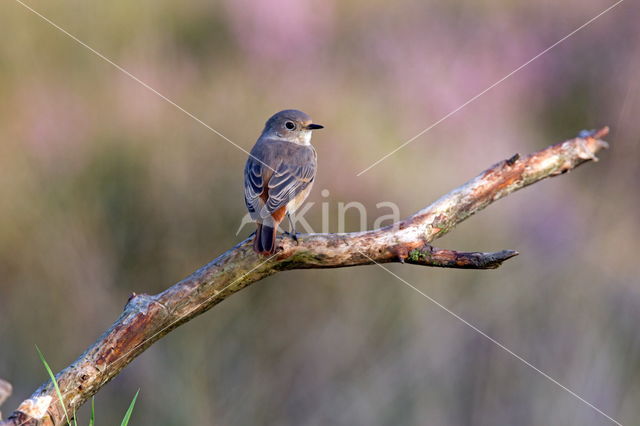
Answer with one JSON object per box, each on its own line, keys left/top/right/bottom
{"left": 1, "top": 128, "right": 609, "bottom": 425}
{"left": 0, "top": 379, "right": 12, "bottom": 421}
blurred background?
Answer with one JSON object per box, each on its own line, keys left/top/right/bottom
{"left": 1, "top": 0, "right": 639, "bottom": 424}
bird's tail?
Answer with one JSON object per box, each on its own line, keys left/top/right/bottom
{"left": 253, "top": 224, "right": 277, "bottom": 255}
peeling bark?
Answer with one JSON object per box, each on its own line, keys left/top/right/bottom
{"left": 1, "top": 128, "right": 609, "bottom": 426}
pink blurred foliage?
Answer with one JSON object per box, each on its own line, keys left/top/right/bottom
{"left": 15, "top": 80, "right": 92, "bottom": 174}
{"left": 114, "top": 49, "right": 200, "bottom": 135}
{"left": 224, "top": 0, "right": 335, "bottom": 64}
{"left": 366, "top": 15, "right": 542, "bottom": 129}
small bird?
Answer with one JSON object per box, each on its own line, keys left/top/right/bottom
{"left": 244, "top": 110, "right": 323, "bottom": 255}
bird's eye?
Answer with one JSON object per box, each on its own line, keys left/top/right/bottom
{"left": 285, "top": 121, "right": 296, "bottom": 130}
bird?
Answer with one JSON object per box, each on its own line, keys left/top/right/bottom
{"left": 244, "top": 110, "right": 323, "bottom": 255}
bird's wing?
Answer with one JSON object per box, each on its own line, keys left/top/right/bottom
{"left": 244, "top": 145, "right": 271, "bottom": 216}
{"left": 261, "top": 156, "right": 316, "bottom": 218}
{"left": 244, "top": 140, "right": 317, "bottom": 220}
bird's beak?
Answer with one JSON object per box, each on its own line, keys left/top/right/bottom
{"left": 306, "top": 123, "right": 324, "bottom": 130}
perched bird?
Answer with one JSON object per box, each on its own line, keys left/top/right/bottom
{"left": 244, "top": 110, "right": 323, "bottom": 255}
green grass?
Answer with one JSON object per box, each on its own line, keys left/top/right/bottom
{"left": 36, "top": 346, "right": 140, "bottom": 425}
{"left": 36, "top": 345, "right": 71, "bottom": 425}
{"left": 120, "top": 389, "right": 139, "bottom": 426}
{"left": 89, "top": 397, "right": 95, "bottom": 426}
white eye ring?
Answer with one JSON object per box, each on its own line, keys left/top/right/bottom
{"left": 285, "top": 121, "right": 296, "bottom": 130}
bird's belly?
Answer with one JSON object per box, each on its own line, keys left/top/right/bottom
{"left": 287, "top": 184, "right": 313, "bottom": 214}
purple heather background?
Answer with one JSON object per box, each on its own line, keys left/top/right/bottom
{"left": 1, "top": 0, "right": 639, "bottom": 424}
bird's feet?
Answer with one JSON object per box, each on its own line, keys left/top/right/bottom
{"left": 283, "top": 231, "right": 299, "bottom": 244}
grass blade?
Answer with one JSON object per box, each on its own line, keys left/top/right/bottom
{"left": 120, "top": 389, "right": 139, "bottom": 426}
{"left": 89, "top": 396, "right": 95, "bottom": 426}
{"left": 35, "top": 345, "right": 71, "bottom": 425}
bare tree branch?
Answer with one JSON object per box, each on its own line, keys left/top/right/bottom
{"left": 0, "top": 378, "right": 12, "bottom": 421}
{"left": 1, "top": 128, "right": 609, "bottom": 425}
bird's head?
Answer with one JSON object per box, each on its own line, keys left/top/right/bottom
{"left": 262, "top": 109, "right": 323, "bottom": 145}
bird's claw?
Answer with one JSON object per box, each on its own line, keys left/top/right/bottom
{"left": 283, "top": 231, "right": 299, "bottom": 244}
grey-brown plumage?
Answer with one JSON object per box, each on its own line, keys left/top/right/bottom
{"left": 244, "top": 110, "right": 322, "bottom": 255}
